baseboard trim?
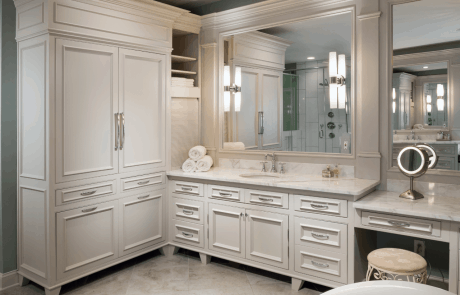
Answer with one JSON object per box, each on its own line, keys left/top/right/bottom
{"left": 0, "top": 270, "right": 19, "bottom": 291}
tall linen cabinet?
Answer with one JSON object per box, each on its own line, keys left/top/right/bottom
{"left": 14, "top": 0, "right": 200, "bottom": 294}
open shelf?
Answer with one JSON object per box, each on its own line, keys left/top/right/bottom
{"left": 172, "top": 55, "right": 197, "bottom": 63}
{"left": 171, "top": 86, "right": 200, "bottom": 98}
{"left": 171, "top": 69, "right": 197, "bottom": 75}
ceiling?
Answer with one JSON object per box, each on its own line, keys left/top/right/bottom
{"left": 259, "top": 13, "right": 352, "bottom": 63}
{"left": 394, "top": 62, "right": 448, "bottom": 73}
{"left": 154, "top": 0, "right": 268, "bottom": 15}
{"left": 154, "top": 0, "right": 220, "bottom": 10}
{"left": 393, "top": 0, "right": 460, "bottom": 50}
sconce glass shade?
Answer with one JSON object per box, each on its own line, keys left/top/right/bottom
{"left": 234, "top": 67, "right": 242, "bottom": 112}
{"left": 427, "top": 94, "right": 432, "bottom": 104}
{"left": 224, "top": 65, "right": 231, "bottom": 112}
{"left": 338, "top": 54, "right": 346, "bottom": 78}
{"left": 224, "top": 65, "right": 230, "bottom": 87}
{"left": 437, "top": 84, "right": 444, "bottom": 97}
{"left": 337, "top": 54, "right": 346, "bottom": 109}
{"left": 393, "top": 101, "right": 396, "bottom": 113}
{"left": 392, "top": 88, "right": 396, "bottom": 100}
{"left": 329, "top": 52, "right": 338, "bottom": 109}
{"left": 330, "top": 86, "right": 338, "bottom": 109}
{"left": 437, "top": 96, "right": 444, "bottom": 111}
{"left": 329, "top": 52, "right": 337, "bottom": 77}
{"left": 427, "top": 104, "right": 432, "bottom": 113}
{"left": 235, "top": 67, "right": 242, "bottom": 88}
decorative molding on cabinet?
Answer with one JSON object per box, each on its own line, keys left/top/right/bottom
{"left": 0, "top": 271, "right": 19, "bottom": 291}
{"left": 201, "top": 42, "right": 217, "bottom": 48}
{"left": 358, "top": 152, "right": 382, "bottom": 158}
{"left": 357, "top": 11, "right": 382, "bottom": 21}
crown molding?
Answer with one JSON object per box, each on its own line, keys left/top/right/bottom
{"left": 201, "top": 42, "right": 217, "bottom": 49}
{"left": 394, "top": 48, "right": 460, "bottom": 63}
{"left": 358, "top": 152, "right": 382, "bottom": 158}
{"left": 357, "top": 11, "right": 381, "bottom": 21}
{"left": 233, "top": 31, "right": 293, "bottom": 50}
{"left": 201, "top": 0, "right": 353, "bottom": 31}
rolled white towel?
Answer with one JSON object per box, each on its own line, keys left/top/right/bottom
{"left": 223, "top": 142, "right": 245, "bottom": 150}
{"left": 196, "top": 155, "right": 213, "bottom": 172}
{"left": 189, "top": 145, "right": 207, "bottom": 161}
{"left": 182, "top": 158, "right": 197, "bottom": 172}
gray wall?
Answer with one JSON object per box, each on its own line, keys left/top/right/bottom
{"left": 0, "top": 0, "right": 17, "bottom": 274}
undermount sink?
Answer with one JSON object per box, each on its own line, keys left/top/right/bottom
{"left": 239, "top": 173, "right": 281, "bottom": 179}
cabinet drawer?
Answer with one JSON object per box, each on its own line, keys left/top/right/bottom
{"left": 56, "top": 200, "right": 118, "bottom": 281}
{"left": 171, "top": 181, "right": 204, "bottom": 197}
{"left": 245, "top": 189, "right": 288, "bottom": 209}
{"left": 171, "top": 197, "right": 204, "bottom": 224}
{"left": 208, "top": 185, "right": 243, "bottom": 202}
{"left": 294, "top": 195, "right": 348, "bottom": 218}
{"left": 171, "top": 219, "right": 204, "bottom": 248}
{"left": 56, "top": 180, "right": 116, "bottom": 206}
{"left": 436, "top": 157, "right": 456, "bottom": 170}
{"left": 361, "top": 211, "right": 441, "bottom": 238}
{"left": 295, "top": 245, "right": 347, "bottom": 284}
{"left": 295, "top": 217, "right": 347, "bottom": 254}
{"left": 434, "top": 145, "right": 457, "bottom": 156}
{"left": 121, "top": 173, "right": 165, "bottom": 192}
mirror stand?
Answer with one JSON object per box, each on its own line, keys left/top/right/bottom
{"left": 400, "top": 177, "right": 424, "bottom": 200}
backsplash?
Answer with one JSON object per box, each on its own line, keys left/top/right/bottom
{"left": 219, "top": 158, "right": 355, "bottom": 178}
{"left": 387, "top": 179, "right": 460, "bottom": 198}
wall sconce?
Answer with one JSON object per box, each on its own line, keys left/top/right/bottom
{"left": 427, "top": 94, "right": 432, "bottom": 113}
{"left": 223, "top": 65, "right": 242, "bottom": 112}
{"left": 329, "top": 52, "right": 346, "bottom": 109}
{"left": 436, "top": 84, "right": 444, "bottom": 112}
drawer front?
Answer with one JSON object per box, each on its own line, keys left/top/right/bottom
{"left": 295, "top": 217, "right": 347, "bottom": 254}
{"left": 171, "top": 197, "right": 204, "bottom": 224}
{"left": 56, "top": 180, "right": 116, "bottom": 206}
{"left": 295, "top": 245, "right": 347, "bottom": 284}
{"left": 245, "top": 189, "right": 288, "bottom": 209}
{"left": 434, "top": 145, "right": 457, "bottom": 156}
{"left": 361, "top": 211, "right": 441, "bottom": 237}
{"left": 171, "top": 219, "right": 204, "bottom": 248}
{"left": 172, "top": 181, "right": 204, "bottom": 197}
{"left": 121, "top": 173, "right": 165, "bottom": 192}
{"left": 208, "top": 185, "right": 243, "bottom": 202}
{"left": 436, "top": 157, "right": 456, "bottom": 170}
{"left": 294, "top": 195, "right": 348, "bottom": 218}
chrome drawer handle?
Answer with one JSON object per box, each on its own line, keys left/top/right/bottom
{"left": 388, "top": 220, "right": 410, "bottom": 227}
{"left": 311, "top": 203, "right": 328, "bottom": 210}
{"left": 259, "top": 197, "right": 273, "bottom": 202}
{"left": 312, "top": 233, "right": 329, "bottom": 240}
{"left": 138, "top": 195, "right": 150, "bottom": 200}
{"left": 138, "top": 180, "right": 150, "bottom": 185}
{"left": 312, "top": 261, "right": 329, "bottom": 268}
{"left": 182, "top": 232, "right": 193, "bottom": 238}
{"left": 183, "top": 209, "right": 194, "bottom": 215}
{"left": 219, "top": 192, "right": 232, "bottom": 197}
{"left": 181, "top": 187, "right": 193, "bottom": 191}
{"left": 80, "top": 190, "right": 97, "bottom": 196}
{"left": 82, "top": 207, "right": 97, "bottom": 213}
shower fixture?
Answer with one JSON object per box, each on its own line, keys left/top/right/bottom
{"left": 319, "top": 79, "right": 329, "bottom": 86}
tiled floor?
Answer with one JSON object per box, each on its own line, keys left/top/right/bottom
{"left": 0, "top": 249, "right": 331, "bottom": 295}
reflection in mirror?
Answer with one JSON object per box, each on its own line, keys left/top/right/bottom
{"left": 222, "top": 12, "right": 352, "bottom": 154}
{"left": 392, "top": 0, "right": 460, "bottom": 172}
{"left": 398, "top": 148, "right": 423, "bottom": 173}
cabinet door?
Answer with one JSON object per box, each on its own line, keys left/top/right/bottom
{"left": 261, "top": 71, "right": 283, "bottom": 150}
{"left": 56, "top": 200, "right": 118, "bottom": 281}
{"left": 208, "top": 203, "right": 245, "bottom": 258}
{"left": 119, "top": 49, "right": 166, "bottom": 173}
{"left": 56, "top": 39, "right": 119, "bottom": 183}
{"left": 119, "top": 190, "right": 165, "bottom": 257}
{"left": 246, "top": 209, "right": 289, "bottom": 269}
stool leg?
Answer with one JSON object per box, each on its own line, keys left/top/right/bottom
{"left": 366, "top": 265, "right": 374, "bottom": 281}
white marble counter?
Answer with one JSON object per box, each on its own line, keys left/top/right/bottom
{"left": 354, "top": 190, "right": 460, "bottom": 222}
{"left": 394, "top": 140, "right": 460, "bottom": 145}
{"left": 167, "top": 168, "right": 380, "bottom": 198}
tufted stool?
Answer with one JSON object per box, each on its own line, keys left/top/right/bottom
{"left": 367, "top": 248, "right": 428, "bottom": 284}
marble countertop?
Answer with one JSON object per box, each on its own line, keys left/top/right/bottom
{"left": 394, "top": 140, "right": 460, "bottom": 145}
{"left": 354, "top": 190, "right": 460, "bottom": 222}
{"left": 167, "top": 168, "right": 380, "bottom": 198}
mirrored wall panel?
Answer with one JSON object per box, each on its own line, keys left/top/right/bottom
{"left": 222, "top": 12, "right": 353, "bottom": 154}
{"left": 392, "top": 0, "right": 460, "bottom": 172}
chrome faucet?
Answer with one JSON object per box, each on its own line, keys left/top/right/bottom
{"left": 260, "top": 155, "right": 268, "bottom": 172}
{"left": 411, "top": 130, "right": 415, "bottom": 140}
{"left": 266, "top": 153, "right": 277, "bottom": 173}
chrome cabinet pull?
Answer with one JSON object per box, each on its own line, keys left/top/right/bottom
{"left": 80, "top": 190, "right": 97, "bottom": 196}
{"left": 311, "top": 203, "right": 328, "bottom": 210}
{"left": 388, "top": 220, "right": 410, "bottom": 227}
{"left": 312, "top": 233, "right": 330, "bottom": 240}
{"left": 182, "top": 232, "right": 193, "bottom": 238}
{"left": 181, "top": 187, "right": 193, "bottom": 191}
{"left": 82, "top": 207, "right": 98, "bottom": 213}
{"left": 312, "top": 261, "right": 329, "bottom": 268}
{"left": 138, "top": 180, "right": 149, "bottom": 185}
{"left": 258, "top": 197, "right": 273, "bottom": 202}
{"left": 119, "top": 113, "right": 125, "bottom": 150}
{"left": 115, "top": 113, "right": 119, "bottom": 150}
{"left": 219, "top": 192, "right": 232, "bottom": 197}
{"left": 240, "top": 212, "right": 243, "bottom": 218}
{"left": 183, "top": 209, "right": 194, "bottom": 215}
{"left": 138, "top": 195, "right": 150, "bottom": 200}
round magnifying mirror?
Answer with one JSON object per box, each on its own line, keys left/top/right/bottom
{"left": 397, "top": 146, "right": 430, "bottom": 200}
{"left": 416, "top": 144, "right": 438, "bottom": 169}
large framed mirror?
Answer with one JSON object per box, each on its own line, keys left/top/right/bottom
{"left": 391, "top": 0, "right": 460, "bottom": 172}
{"left": 220, "top": 11, "right": 354, "bottom": 155}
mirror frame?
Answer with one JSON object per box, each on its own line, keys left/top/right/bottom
{"left": 217, "top": 7, "right": 357, "bottom": 159}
